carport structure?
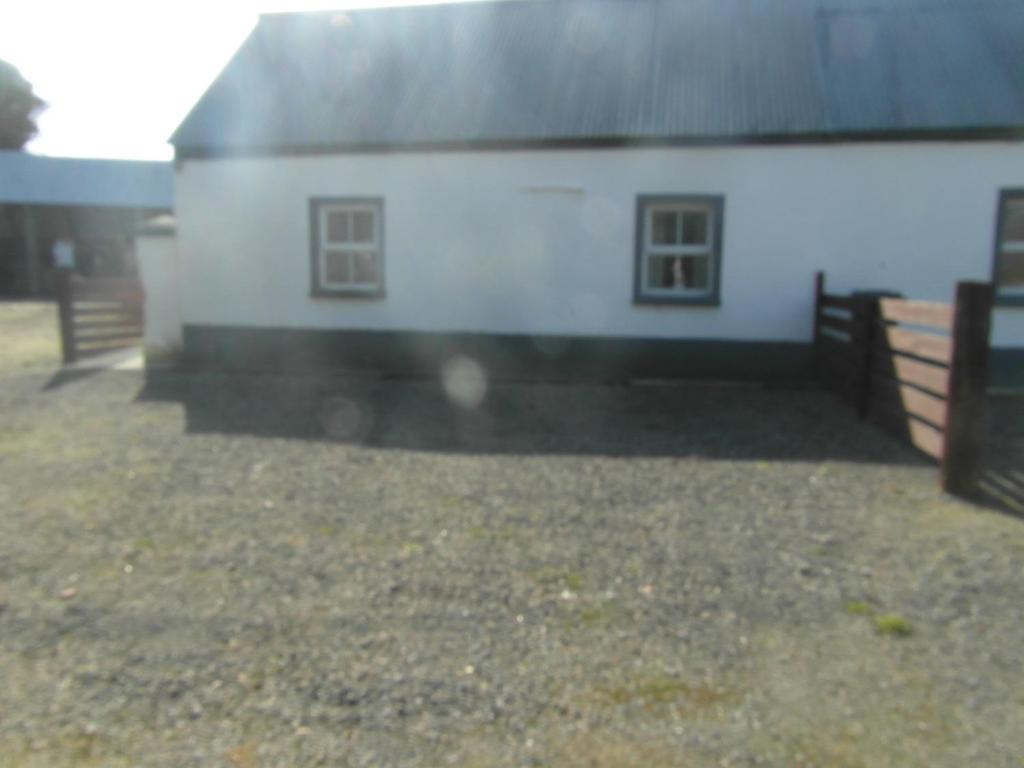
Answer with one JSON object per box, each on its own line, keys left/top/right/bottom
{"left": 0, "top": 151, "right": 172, "bottom": 297}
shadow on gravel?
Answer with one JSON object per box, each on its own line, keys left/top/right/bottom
{"left": 975, "top": 395, "right": 1024, "bottom": 519}
{"left": 42, "top": 367, "right": 105, "bottom": 391}
{"left": 136, "top": 369, "right": 926, "bottom": 464}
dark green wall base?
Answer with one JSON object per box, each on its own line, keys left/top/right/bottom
{"left": 182, "top": 325, "right": 815, "bottom": 383}
{"left": 991, "top": 348, "right": 1024, "bottom": 390}
{"left": 181, "top": 325, "right": 1024, "bottom": 387}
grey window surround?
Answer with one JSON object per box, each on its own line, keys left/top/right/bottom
{"left": 993, "top": 188, "right": 1024, "bottom": 307}
{"left": 634, "top": 194, "right": 724, "bottom": 306}
{"left": 309, "top": 197, "right": 386, "bottom": 299}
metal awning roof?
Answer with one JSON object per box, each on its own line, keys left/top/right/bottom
{"left": 0, "top": 151, "right": 173, "bottom": 208}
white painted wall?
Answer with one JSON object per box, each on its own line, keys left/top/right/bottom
{"left": 136, "top": 231, "right": 182, "bottom": 354}
{"left": 175, "top": 143, "right": 1024, "bottom": 347}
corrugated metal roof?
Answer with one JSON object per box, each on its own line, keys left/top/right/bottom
{"left": 0, "top": 152, "right": 173, "bottom": 208}
{"left": 171, "top": 0, "right": 1024, "bottom": 154}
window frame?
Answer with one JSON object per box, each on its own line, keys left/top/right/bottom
{"left": 633, "top": 194, "right": 724, "bottom": 306}
{"left": 309, "top": 197, "right": 386, "bottom": 299}
{"left": 993, "top": 188, "right": 1024, "bottom": 307}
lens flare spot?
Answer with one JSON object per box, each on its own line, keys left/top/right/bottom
{"left": 442, "top": 355, "right": 488, "bottom": 409}
{"left": 532, "top": 336, "right": 569, "bottom": 358}
{"left": 320, "top": 395, "right": 370, "bottom": 441}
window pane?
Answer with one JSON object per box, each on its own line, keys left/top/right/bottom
{"left": 324, "top": 250, "right": 351, "bottom": 283}
{"left": 353, "top": 251, "right": 378, "bottom": 284}
{"left": 687, "top": 255, "right": 710, "bottom": 289}
{"left": 651, "top": 211, "right": 678, "bottom": 245}
{"left": 326, "top": 211, "right": 349, "bottom": 243}
{"left": 1001, "top": 199, "right": 1024, "bottom": 243}
{"left": 646, "top": 257, "right": 659, "bottom": 289}
{"left": 647, "top": 255, "right": 710, "bottom": 291}
{"left": 681, "top": 211, "right": 709, "bottom": 245}
{"left": 352, "top": 211, "right": 375, "bottom": 243}
{"left": 997, "top": 249, "right": 1024, "bottom": 289}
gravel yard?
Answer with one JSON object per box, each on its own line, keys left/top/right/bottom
{"left": 0, "top": 302, "right": 61, "bottom": 373}
{"left": 1, "top": 303, "right": 1023, "bottom": 767}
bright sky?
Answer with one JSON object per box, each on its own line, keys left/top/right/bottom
{"left": 0, "top": 0, "right": 478, "bottom": 161}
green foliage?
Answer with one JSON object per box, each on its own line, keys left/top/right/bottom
{"left": 873, "top": 613, "right": 913, "bottom": 637}
{"left": 846, "top": 601, "right": 913, "bottom": 637}
{"left": 596, "top": 672, "right": 733, "bottom": 716}
{"left": 0, "top": 59, "right": 46, "bottom": 150}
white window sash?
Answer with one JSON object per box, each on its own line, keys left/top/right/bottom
{"left": 642, "top": 250, "right": 713, "bottom": 295}
{"left": 996, "top": 239, "right": 1024, "bottom": 295}
{"left": 319, "top": 206, "right": 380, "bottom": 248}
{"left": 317, "top": 203, "right": 381, "bottom": 291}
{"left": 997, "top": 192, "right": 1024, "bottom": 294}
{"left": 643, "top": 286, "right": 713, "bottom": 297}
{"left": 645, "top": 205, "right": 713, "bottom": 250}
{"left": 646, "top": 244, "right": 713, "bottom": 256}
{"left": 319, "top": 248, "right": 380, "bottom": 290}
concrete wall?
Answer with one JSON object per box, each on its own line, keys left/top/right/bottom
{"left": 135, "top": 222, "right": 181, "bottom": 359}
{"left": 175, "top": 142, "right": 1024, "bottom": 348}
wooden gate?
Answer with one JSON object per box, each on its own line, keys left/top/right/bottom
{"left": 813, "top": 272, "right": 993, "bottom": 495}
{"left": 55, "top": 267, "right": 144, "bottom": 364}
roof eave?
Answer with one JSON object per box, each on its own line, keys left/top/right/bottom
{"left": 172, "top": 126, "right": 1024, "bottom": 162}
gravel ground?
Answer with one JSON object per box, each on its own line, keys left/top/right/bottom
{"left": 0, "top": 302, "right": 61, "bottom": 373}
{"left": 979, "top": 395, "right": 1024, "bottom": 516}
{"left": 1, "top": 308, "right": 1023, "bottom": 767}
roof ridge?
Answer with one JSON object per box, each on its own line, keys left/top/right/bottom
{"left": 256, "top": 0, "right": 611, "bottom": 22}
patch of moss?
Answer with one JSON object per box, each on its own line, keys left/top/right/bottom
{"left": 873, "top": 613, "right": 913, "bottom": 637}
{"left": 596, "top": 673, "right": 733, "bottom": 716}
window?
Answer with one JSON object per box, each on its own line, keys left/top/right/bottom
{"left": 634, "top": 195, "right": 723, "bottom": 305}
{"left": 994, "top": 190, "right": 1024, "bottom": 305}
{"left": 310, "top": 198, "right": 384, "bottom": 297}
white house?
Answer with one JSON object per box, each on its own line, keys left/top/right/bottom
{"left": 167, "top": 0, "right": 1024, "bottom": 386}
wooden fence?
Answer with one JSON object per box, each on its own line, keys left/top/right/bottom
{"left": 55, "top": 268, "right": 144, "bottom": 364}
{"left": 813, "top": 272, "right": 993, "bottom": 495}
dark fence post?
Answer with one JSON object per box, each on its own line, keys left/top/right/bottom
{"left": 942, "top": 281, "right": 993, "bottom": 495}
{"left": 813, "top": 271, "right": 824, "bottom": 377}
{"left": 855, "top": 297, "right": 878, "bottom": 420}
{"left": 55, "top": 267, "right": 77, "bottom": 364}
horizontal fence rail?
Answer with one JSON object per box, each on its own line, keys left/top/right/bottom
{"left": 813, "top": 272, "right": 992, "bottom": 496}
{"left": 56, "top": 268, "right": 144, "bottom": 364}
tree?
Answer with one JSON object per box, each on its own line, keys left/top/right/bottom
{"left": 0, "top": 58, "right": 46, "bottom": 149}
